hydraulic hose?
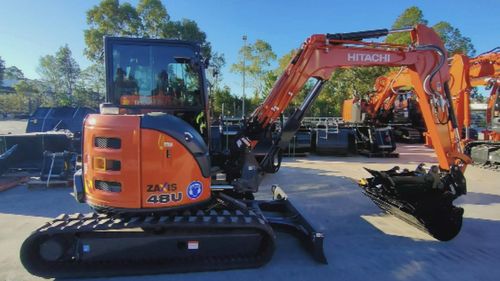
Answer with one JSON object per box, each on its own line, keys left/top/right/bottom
{"left": 415, "top": 44, "right": 447, "bottom": 99}
{"left": 415, "top": 44, "right": 450, "bottom": 125}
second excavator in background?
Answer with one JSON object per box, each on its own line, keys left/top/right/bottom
{"left": 459, "top": 48, "right": 500, "bottom": 169}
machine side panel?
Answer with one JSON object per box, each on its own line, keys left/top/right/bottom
{"left": 83, "top": 114, "right": 142, "bottom": 209}
{"left": 140, "top": 129, "right": 211, "bottom": 208}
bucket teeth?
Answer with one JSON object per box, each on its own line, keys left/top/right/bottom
{"left": 359, "top": 165, "right": 464, "bottom": 241}
{"left": 56, "top": 214, "right": 68, "bottom": 221}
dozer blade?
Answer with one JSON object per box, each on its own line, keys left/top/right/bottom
{"left": 358, "top": 165, "right": 465, "bottom": 241}
{"left": 257, "top": 201, "right": 327, "bottom": 264}
{"left": 257, "top": 185, "right": 328, "bottom": 264}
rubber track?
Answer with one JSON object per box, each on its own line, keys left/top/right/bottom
{"left": 21, "top": 208, "right": 275, "bottom": 279}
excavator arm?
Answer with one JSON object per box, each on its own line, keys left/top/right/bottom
{"left": 448, "top": 50, "right": 499, "bottom": 140}
{"left": 368, "top": 67, "right": 414, "bottom": 119}
{"left": 469, "top": 49, "right": 499, "bottom": 130}
{"left": 249, "top": 24, "right": 469, "bottom": 172}
{"left": 245, "top": 25, "right": 472, "bottom": 241}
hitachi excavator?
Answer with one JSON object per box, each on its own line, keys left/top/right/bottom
{"left": 345, "top": 50, "right": 499, "bottom": 147}
{"left": 21, "top": 25, "right": 471, "bottom": 278}
{"left": 343, "top": 67, "right": 426, "bottom": 143}
{"left": 459, "top": 48, "right": 500, "bottom": 169}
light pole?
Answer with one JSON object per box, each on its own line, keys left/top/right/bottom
{"left": 242, "top": 35, "right": 247, "bottom": 117}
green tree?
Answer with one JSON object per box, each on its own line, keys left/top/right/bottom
{"left": 37, "top": 45, "right": 81, "bottom": 106}
{"left": 315, "top": 67, "right": 388, "bottom": 116}
{"left": 163, "top": 19, "right": 212, "bottom": 57}
{"left": 231, "top": 39, "right": 277, "bottom": 97}
{"left": 0, "top": 94, "right": 26, "bottom": 114}
{"left": 211, "top": 86, "right": 237, "bottom": 117}
{"left": 206, "top": 52, "right": 225, "bottom": 90}
{"left": 38, "top": 55, "right": 59, "bottom": 90}
{"left": 4, "top": 66, "right": 24, "bottom": 80}
{"left": 137, "top": 0, "right": 169, "bottom": 37}
{"left": 74, "top": 63, "right": 106, "bottom": 108}
{"left": 84, "top": 0, "right": 141, "bottom": 62}
{"left": 73, "top": 88, "right": 104, "bottom": 108}
{"left": 84, "top": 0, "right": 214, "bottom": 62}
{"left": 386, "top": 6, "right": 427, "bottom": 44}
{"left": 261, "top": 49, "right": 299, "bottom": 100}
{"left": 56, "top": 45, "right": 80, "bottom": 96}
{"left": 80, "top": 63, "right": 106, "bottom": 95}
{"left": 433, "top": 22, "right": 475, "bottom": 56}
{"left": 276, "top": 49, "right": 298, "bottom": 73}
{"left": 13, "top": 80, "right": 46, "bottom": 113}
{"left": 268, "top": 48, "right": 386, "bottom": 117}
{"left": 0, "top": 56, "right": 5, "bottom": 85}
{"left": 385, "top": 7, "right": 475, "bottom": 56}
{"left": 261, "top": 70, "right": 278, "bottom": 100}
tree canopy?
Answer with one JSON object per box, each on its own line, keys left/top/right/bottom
{"left": 231, "top": 39, "right": 277, "bottom": 98}
{"left": 84, "top": 0, "right": 213, "bottom": 62}
{"left": 38, "top": 45, "right": 81, "bottom": 102}
{"left": 4, "top": 66, "right": 24, "bottom": 80}
{"left": 385, "top": 6, "right": 427, "bottom": 44}
{"left": 0, "top": 57, "right": 5, "bottom": 85}
{"left": 433, "top": 21, "right": 475, "bottom": 56}
{"left": 385, "top": 6, "right": 475, "bottom": 56}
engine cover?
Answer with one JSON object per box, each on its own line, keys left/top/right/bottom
{"left": 81, "top": 113, "right": 211, "bottom": 211}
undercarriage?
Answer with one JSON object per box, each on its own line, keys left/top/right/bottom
{"left": 20, "top": 188, "right": 326, "bottom": 279}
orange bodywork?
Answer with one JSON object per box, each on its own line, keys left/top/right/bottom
{"left": 83, "top": 114, "right": 210, "bottom": 210}
{"left": 448, "top": 54, "right": 471, "bottom": 133}
{"left": 351, "top": 51, "right": 498, "bottom": 145}
{"left": 448, "top": 51, "right": 499, "bottom": 137}
{"left": 342, "top": 99, "right": 356, "bottom": 122}
{"left": 469, "top": 51, "right": 499, "bottom": 87}
{"left": 367, "top": 68, "right": 414, "bottom": 119}
{"left": 252, "top": 24, "right": 469, "bottom": 171}
{"left": 468, "top": 50, "right": 499, "bottom": 141}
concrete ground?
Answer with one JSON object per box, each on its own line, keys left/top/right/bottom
{"left": 0, "top": 119, "right": 28, "bottom": 135}
{"left": 1, "top": 143, "right": 499, "bottom": 281}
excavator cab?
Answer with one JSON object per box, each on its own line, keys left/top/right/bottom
{"left": 104, "top": 37, "right": 209, "bottom": 139}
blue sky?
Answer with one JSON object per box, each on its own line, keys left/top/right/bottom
{"left": 0, "top": 0, "right": 498, "bottom": 95}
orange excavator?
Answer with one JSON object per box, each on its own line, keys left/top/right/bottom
{"left": 345, "top": 50, "right": 499, "bottom": 147}
{"left": 460, "top": 48, "right": 500, "bottom": 168}
{"left": 21, "top": 25, "right": 471, "bottom": 278}
{"left": 343, "top": 67, "right": 427, "bottom": 143}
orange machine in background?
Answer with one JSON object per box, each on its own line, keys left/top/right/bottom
{"left": 461, "top": 48, "right": 500, "bottom": 167}
{"left": 344, "top": 50, "right": 499, "bottom": 151}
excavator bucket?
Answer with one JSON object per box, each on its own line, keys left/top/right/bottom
{"left": 358, "top": 165, "right": 465, "bottom": 241}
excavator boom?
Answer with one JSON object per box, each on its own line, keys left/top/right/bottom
{"left": 251, "top": 25, "right": 468, "bottom": 171}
